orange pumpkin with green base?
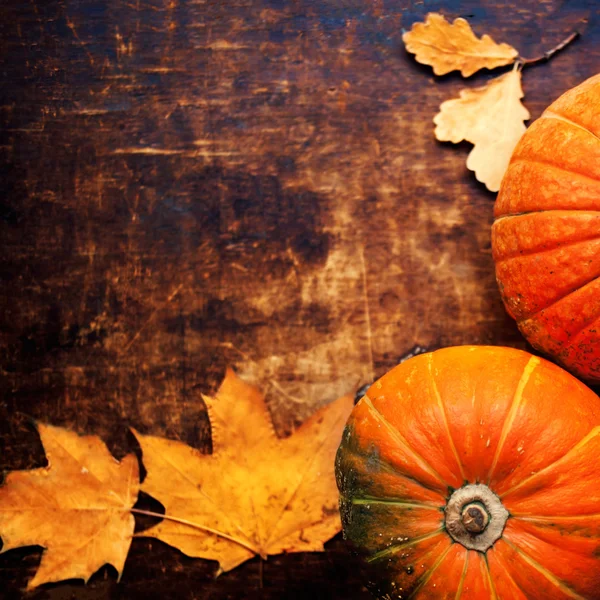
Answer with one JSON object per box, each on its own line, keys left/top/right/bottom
{"left": 492, "top": 73, "right": 600, "bottom": 383}
{"left": 335, "top": 346, "right": 600, "bottom": 599}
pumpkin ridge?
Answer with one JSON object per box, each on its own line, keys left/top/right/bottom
{"left": 493, "top": 209, "right": 600, "bottom": 225}
{"left": 338, "top": 445, "right": 448, "bottom": 501}
{"left": 521, "top": 298, "right": 600, "bottom": 360}
{"left": 512, "top": 513, "right": 600, "bottom": 522}
{"left": 493, "top": 232, "right": 600, "bottom": 262}
{"left": 507, "top": 515, "right": 600, "bottom": 561}
{"left": 500, "top": 425, "right": 600, "bottom": 501}
{"left": 454, "top": 550, "right": 469, "bottom": 600}
{"left": 348, "top": 496, "right": 442, "bottom": 510}
{"left": 495, "top": 174, "right": 600, "bottom": 218}
{"left": 516, "top": 268, "right": 600, "bottom": 324}
{"left": 482, "top": 554, "right": 499, "bottom": 600}
{"left": 487, "top": 356, "right": 540, "bottom": 485}
{"left": 405, "top": 542, "right": 454, "bottom": 600}
{"left": 486, "top": 549, "right": 525, "bottom": 600}
{"left": 493, "top": 209, "right": 547, "bottom": 222}
{"left": 542, "top": 110, "right": 600, "bottom": 144}
{"left": 501, "top": 537, "right": 586, "bottom": 600}
{"left": 365, "top": 528, "right": 445, "bottom": 563}
{"left": 502, "top": 520, "right": 600, "bottom": 595}
{"left": 556, "top": 310, "right": 600, "bottom": 357}
{"left": 362, "top": 396, "right": 451, "bottom": 489}
{"left": 508, "top": 157, "right": 600, "bottom": 186}
{"left": 428, "top": 354, "right": 467, "bottom": 482}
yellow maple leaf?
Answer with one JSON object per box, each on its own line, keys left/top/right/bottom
{"left": 433, "top": 69, "right": 530, "bottom": 192}
{"left": 0, "top": 424, "right": 139, "bottom": 589}
{"left": 403, "top": 13, "right": 518, "bottom": 77}
{"left": 133, "top": 368, "right": 354, "bottom": 573}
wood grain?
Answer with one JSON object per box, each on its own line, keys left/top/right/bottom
{"left": 1, "top": 0, "right": 599, "bottom": 597}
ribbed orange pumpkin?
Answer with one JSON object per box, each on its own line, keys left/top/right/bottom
{"left": 335, "top": 346, "right": 600, "bottom": 599}
{"left": 492, "top": 73, "right": 600, "bottom": 383}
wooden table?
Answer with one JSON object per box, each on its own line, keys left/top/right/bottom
{"left": 1, "top": 0, "right": 599, "bottom": 597}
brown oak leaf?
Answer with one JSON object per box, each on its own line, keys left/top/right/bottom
{"left": 133, "top": 368, "right": 354, "bottom": 573}
{"left": 403, "top": 13, "right": 518, "bottom": 77}
{"left": 434, "top": 69, "right": 530, "bottom": 192}
{"left": 0, "top": 423, "right": 139, "bottom": 589}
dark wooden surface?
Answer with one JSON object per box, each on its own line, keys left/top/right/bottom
{"left": 1, "top": 0, "right": 599, "bottom": 598}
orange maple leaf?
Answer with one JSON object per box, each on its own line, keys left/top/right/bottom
{"left": 0, "top": 424, "right": 139, "bottom": 589}
{"left": 133, "top": 368, "right": 354, "bottom": 573}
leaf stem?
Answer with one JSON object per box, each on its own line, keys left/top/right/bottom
{"left": 517, "top": 30, "right": 580, "bottom": 68}
{"left": 130, "top": 507, "right": 258, "bottom": 554}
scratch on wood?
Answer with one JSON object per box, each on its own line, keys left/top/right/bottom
{"left": 102, "top": 74, "right": 135, "bottom": 80}
{"left": 119, "top": 283, "right": 184, "bottom": 357}
{"left": 219, "top": 342, "right": 252, "bottom": 361}
{"left": 269, "top": 379, "right": 306, "bottom": 405}
{"left": 203, "top": 41, "right": 249, "bottom": 51}
{"left": 114, "top": 147, "right": 185, "bottom": 155}
{"left": 113, "top": 147, "right": 241, "bottom": 157}
{"left": 116, "top": 27, "right": 134, "bottom": 58}
{"left": 72, "top": 108, "right": 114, "bottom": 115}
{"left": 193, "top": 139, "right": 232, "bottom": 146}
{"left": 65, "top": 17, "right": 96, "bottom": 67}
{"left": 231, "top": 263, "right": 249, "bottom": 272}
{"left": 139, "top": 67, "right": 185, "bottom": 73}
{"left": 8, "top": 127, "right": 45, "bottom": 132}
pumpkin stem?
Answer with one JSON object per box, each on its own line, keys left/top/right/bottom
{"left": 461, "top": 502, "right": 489, "bottom": 534}
{"left": 444, "top": 484, "right": 508, "bottom": 552}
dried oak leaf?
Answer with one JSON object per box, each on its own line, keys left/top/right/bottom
{"left": 133, "top": 368, "right": 354, "bottom": 573}
{"left": 403, "top": 13, "right": 518, "bottom": 77}
{"left": 0, "top": 423, "right": 139, "bottom": 589}
{"left": 434, "top": 69, "right": 530, "bottom": 192}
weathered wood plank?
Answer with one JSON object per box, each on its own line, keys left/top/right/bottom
{"left": 1, "top": 0, "right": 599, "bottom": 597}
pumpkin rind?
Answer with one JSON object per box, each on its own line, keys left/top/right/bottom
{"left": 492, "top": 73, "right": 600, "bottom": 382}
{"left": 335, "top": 346, "right": 600, "bottom": 599}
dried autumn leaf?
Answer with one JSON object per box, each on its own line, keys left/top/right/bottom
{"left": 434, "top": 69, "right": 530, "bottom": 192}
{"left": 403, "top": 13, "right": 518, "bottom": 77}
{"left": 133, "top": 368, "right": 354, "bottom": 573}
{"left": 0, "top": 423, "right": 139, "bottom": 589}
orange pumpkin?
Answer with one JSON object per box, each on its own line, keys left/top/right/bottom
{"left": 335, "top": 346, "right": 600, "bottom": 599}
{"left": 492, "top": 73, "right": 600, "bottom": 383}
